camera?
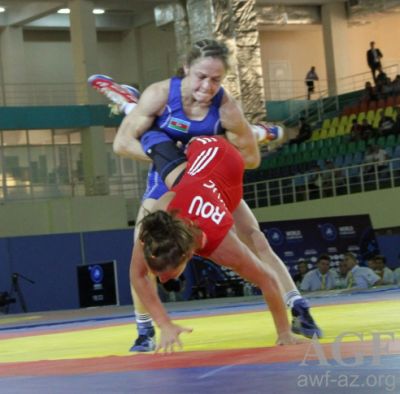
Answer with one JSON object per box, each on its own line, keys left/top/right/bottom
{"left": 0, "top": 291, "right": 16, "bottom": 307}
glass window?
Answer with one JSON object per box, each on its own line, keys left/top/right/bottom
{"left": 2, "top": 130, "right": 28, "bottom": 146}
{"left": 69, "top": 130, "right": 81, "bottom": 144}
{"left": 3, "top": 146, "right": 31, "bottom": 199}
{"left": 29, "top": 146, "right": 55, "bottom": 184}
{"left": 54, "top": 130, "right": 70, "bottom": 145}
{"left": 28, "top": 129, "right": 52, "bottom": 145}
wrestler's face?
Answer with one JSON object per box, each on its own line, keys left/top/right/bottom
{"left": 157, "top": 263, "right": 186, "bottom": 284}
{"left": 154, "top": 250, "right": 194, "bottom": 283}
{"left": 185, "top": 57, "right": 225, "bottom": 106}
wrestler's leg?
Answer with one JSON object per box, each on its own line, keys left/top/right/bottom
{"left": 232, "top": 200, "right": 322, "bottom": 338}
{"left": 129, "top": 198, "right": 159, "bottom": 352}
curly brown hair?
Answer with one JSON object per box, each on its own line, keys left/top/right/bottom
{"left": 139, "top": 210, "right": 201, "bottom": 272}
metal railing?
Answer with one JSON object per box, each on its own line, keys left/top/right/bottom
{"left": 243, "top": 158, "right": 400, "bottom": 208}
{"left": 0, "top": 175, "right": 147, "bottom": 202}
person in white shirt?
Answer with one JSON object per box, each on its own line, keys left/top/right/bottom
{"left": 300, "top": 254, "right": 336, "bottom": 292}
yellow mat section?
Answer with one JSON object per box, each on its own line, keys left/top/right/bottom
{"left": 0, "top": 300, "right": 399, "bottom": 364}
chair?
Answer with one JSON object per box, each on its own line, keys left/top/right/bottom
{"left": 311, "top": 129, "right": 320, "bottom": 140}
{"left": 357, "top": 112, "right": 366, "bottom": 123}
{"left": 352, "top": 151, "right": 364, "bottom": 165}
{"left": 336, "top": 124, "right": 346, "bottom": 136}
{"left": 366, "top": 109, "right": 375, "bottom": 124}
{"left": 356, "top": 140, "right": 366, "bottom": 152}
{"left": 327, "top": 127, "right": 337, "bottom": 139}
{"left": 384, "top": 106, "right": 393, "bottom": 118}
{"left": 386, "top": 134, "right": 397, "bottom": 148}
{"left": 376, "top": 136, "right": 386, "bottom": 148}
{"left": 386, "top": 96, "right": 395, "bottom": 107}
{"left": 330, "top": 117, "right": 340, "bottom": 129}
{"left": 319, "top": 128, "right": 329, "bottom": 140}
{"left": 321, "top": 119, "right": 331, "bottom": 130}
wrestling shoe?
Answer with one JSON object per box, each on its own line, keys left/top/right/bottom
{"left": 291, "top": 298, "right": 322, "bottom": 338}
{"left": 88, "top": 74, "right": 140, "bottom": 108}
{"left": 252, "top": 123, "right": 285, "bottom": 145}
{"left": 129, "top": 326, "right": 156, "bottom": 352}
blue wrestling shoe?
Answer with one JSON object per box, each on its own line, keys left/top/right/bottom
{"left": 291, "top": 298, "right": 322, "bottom": 338}
{"left": 129, "top": 326, "right": 156, "bottom": 352}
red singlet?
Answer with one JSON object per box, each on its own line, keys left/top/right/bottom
{"left": 168, "top": 136, "right": 244, "bottom": 256}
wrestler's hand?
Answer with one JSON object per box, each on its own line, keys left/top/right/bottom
{"left": 156, "top": 322, "right": 193, "bottom": 353}
{"left": 276, "top": 331, "right": 308, "bottom": 345}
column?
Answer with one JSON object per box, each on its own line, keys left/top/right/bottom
{"left": 321, "top": 2, "right": 350, "bottom": 96}
{"left": 69, "top": 0, "right": 108, "bottom": 196}
{"left": 186, "top": 0, "right": 266, "bottom": 122}
{"left": 0, "top": 27, "right": 27, "bottom": 105}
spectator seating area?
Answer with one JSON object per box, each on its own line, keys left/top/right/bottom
{"left": 245, "top": 98, "right": 400, "bottom": 183}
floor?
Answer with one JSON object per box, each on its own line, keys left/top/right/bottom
{"left": 1, "top": 288, "right": 400, "bottom": 394}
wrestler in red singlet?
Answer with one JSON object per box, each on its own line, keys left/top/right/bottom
{"left": 167, "top": 136, "right": 244, "bottom": 256}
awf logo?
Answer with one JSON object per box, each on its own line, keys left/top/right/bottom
{"left": 267, "top": 228, "right": 285, "bottom": 246}
{"left": 320, "top": 223, "right": 337, "bottom": 241}
{"left": 89, "top": 265, "right": 104, "bottom": 284}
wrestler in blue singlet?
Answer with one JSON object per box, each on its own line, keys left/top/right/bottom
{"left": 143, "top": 76, "right": 225, "bottom": 200}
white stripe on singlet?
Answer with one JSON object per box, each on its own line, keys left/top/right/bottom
{"left": 187, "top": 146, "right": 219, "bottom": 176}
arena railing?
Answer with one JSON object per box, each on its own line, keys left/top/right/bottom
{"left": 243, "top": 157, "right": 400, "bottom": 208}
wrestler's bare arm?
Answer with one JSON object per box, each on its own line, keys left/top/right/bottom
{"left": 219, "top": 94, "right": 261, "bottom": 169}
{"left": 113, "top": 80, "right": 170, "bottom": 160}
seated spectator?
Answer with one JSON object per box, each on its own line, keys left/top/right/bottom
{"left": 378, "top": 115, "right": 395, "bottom": 137}
{"left": 394, "top": 253, "right": 400, "bottom": 285}
{"left": 394, "top": 267, "right": 400, "bottom": 285}
{"left": 334, "top": 259, "right": 350, "bottom": 289}
{"left": 359, "top": 119, "right": 376, "bottom": 141}
{"left": 349, "top": 119, "right": 363, "bottom": 142}
{"left": 391, "top": 74, "right": 400, "bottom": 95}
{"left": 363, "top": 144, "right": 389, "bottom": 175}
{"left": 375, "top": 66, "right": 388, "bottom": 94}
{"left": 300, "top": 254, "right": 336, "bottom": 292}
{"left": 373, "top": 255, "right": 395, "bottom": 285}
{"left": 344, "top": 252, "right": 383, "bottom": 289}
{"left": 292, "top": 259, "right": 309, "bottom": 288}
{"left": 360, "top": 81, "right": 378, "bottom": 102}
{"left": 290, "top": 117, "right": 312, "bottom": 145}
{"left": 381, "top": 76, "right": 393, "bottom": 98}
{"left": 321, "top": 160, "right": 345, "bottom": 197}
{"left": 307, "top": 163, "right": 322, "bottom": 200}
{"left": 391, "top": 108, "right": 400, "bottom": 136}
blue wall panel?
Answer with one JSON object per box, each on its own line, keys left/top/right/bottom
{"left": 82, "top": 229, "right": 134, "bottom": 306}
{"left": 7, "top": 233, "right": 82, "bottom": 313}
{"left": 0, "top": 238, "right": 12, "bottom": 296}
{"left": 376, "top": 235, "right": 400, "bottom": 269}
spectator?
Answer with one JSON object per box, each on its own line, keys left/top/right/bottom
{"left": 366, "top": 41, "right": 383, "bottom": 83}
{"left": 378, "top": 115, "right": 395, "bottom": 137}
{"left": 359, "top": 118, "right": 376, "bottom": 141}
{"left": 392, "top": 108, "right": 400, "bottom": 136}
{"left": 349, "top": 119, "right": 363, "bottom": 142}
{"left": 305, "top": 66, "right": 319, "bottom": 100}
{"left": 375, "top": 66, "right": 388, "bottom": 96}
{"left": 292, "top": 260, "right": 309, "bottom": 288}
{"left": 394, "top": 266, "right": 400, "bottom": 285}
{"left": 300, "top": 254, "right": 336, "bottom": 292}
{"left": 363, "top": 144, "right": 389, "bottom": 176}
{"left": 334, "top": 259, "right": 350, "bottom": 289}
{"left": 307, "top": 163, "right": 322, "bottom": 199}
{"left": 361, "top": 81, "right": 378, "bottom": 102}
{"left": 321, "top": 160, "right": 345, "bottom": 197}
{"left": 344, "top": 252, "right": 383, "bottom": 289}
{"left": 373, "top": 255, "right": 395, "bottom": 285}
{"left": 391, "top": 74, "right": 400, "bottom": 95}
{"left": 290, "top": 117, "right": 312, "bottom": 145}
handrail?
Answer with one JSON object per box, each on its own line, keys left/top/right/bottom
{"left": 243, "top": 157, "right": 400, "bottom": 208}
